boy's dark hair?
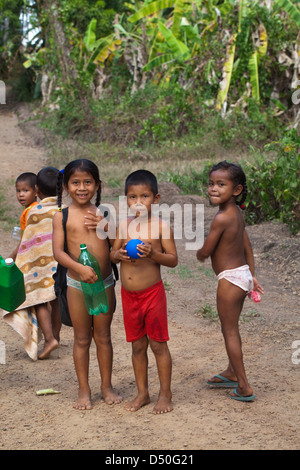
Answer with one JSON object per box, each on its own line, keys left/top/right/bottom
{"left": 37, "top": 167, "right": 60, "bottom": 197}
{"left": 209, "top": 160, "right": 248, "bottom": 208}
{"left": 16, "top": 172, "right": 37, "bottom": 190}
{"left": 57, "top": 159, "right": 101, "bottom": 209}
{"left": 125, "top": 170, "right": 158, "bottom": 195}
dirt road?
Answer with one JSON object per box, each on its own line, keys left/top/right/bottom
{"left": 0, "top": 102, "right": 299, "bottom": 451}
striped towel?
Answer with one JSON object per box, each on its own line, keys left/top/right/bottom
{"left": 2, "top": 197, "right": 59, "bottom": 361}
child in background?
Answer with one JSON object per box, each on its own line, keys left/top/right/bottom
{"left": 196, "top": 161, "right": 264, "bottom": 402}
{"left": 4, "top": 167, "right": 61, "bottom": 361}
{"left": 35, "top": 167, "right": 62, "bottom": 359}
{"left": 53, "top": 159, "right": 122, "bottom": 410}
{"left": 110, "top": 170, "right": 178, "bottom": 414}
{"left": 10, "top": 172, "right": 38, "bottom": 260}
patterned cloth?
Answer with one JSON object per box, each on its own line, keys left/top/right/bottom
{"left": 2, "top": 197, "right": 59, "bottom": 360}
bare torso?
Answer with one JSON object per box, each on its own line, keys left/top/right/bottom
{"left": 211, "top": 204, "right": 247, "bottom": 275}
{"left": 66, "top": 204, "right": 111, "bottom": 280}
{"left": 119, "top": 216, "right": 166, "bottom": 291}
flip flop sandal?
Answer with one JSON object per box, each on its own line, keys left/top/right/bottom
{"left": 206, "top": 374, "right": 238, "bottom": 388}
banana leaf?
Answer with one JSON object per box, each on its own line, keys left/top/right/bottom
{"left": 158, "top": 21, "right": 191, "bottom": 60}
{"left": 248, "top": 23, "right": 267, "bottom": 102}
{"left": 216, "top": 34, "right": 236, "bottom": 112}
{"left": 238, "top": 0, "right": 248, "bottom": 32}
{"left": 86, "top": 34, "right": 121, "bottom": 73}
{"left": 258, "top": 23, "right": 268, "bottom": 56}
{"left": 274, "top": 0, "right": 300, "bottom": 28}
{"left": 128, "top": 0, "right": 175, "bottom": 23}
{"left": 249, "top": 50, "right": 260, "bottom": 102}
{"left": 143, "top": 53, "right": 175, "bottom": 71}
{"left": 172, "top": 0, "right": 191, "bottom": 38}
{"left": 84, "top": 18, "right": 97, "bottom": 52}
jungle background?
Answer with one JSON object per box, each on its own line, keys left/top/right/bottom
{"left": 0, "top": 0, "right": 299, "bottom": 452}
{"left": 1, "top": 0, "right": 299, "bottom": 233}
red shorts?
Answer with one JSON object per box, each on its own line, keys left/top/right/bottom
{"left": 121, "top": 280, "right": 169, "bottom": 343}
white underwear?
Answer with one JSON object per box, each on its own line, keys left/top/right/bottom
{"left": 66, "top": 272, "right": 114, "bottom": 292}
{"left": 217, "top": 265, "right": 253, "bottom": 293}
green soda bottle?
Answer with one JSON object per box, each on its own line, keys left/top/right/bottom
{"left": 77, "top": 244, "right": 109, "bottom": 315}
{"left": 0, "top": 256, "right": 26, "bottom": 312}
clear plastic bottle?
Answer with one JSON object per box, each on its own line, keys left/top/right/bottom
{"left": 77, "top": 244, "right": 109, "bottom": 315}
{"left": 12, "top": 226, "right": 21, "bottom": 240}
{"left": 0, "top": 256, "right": 25, "bottom": 312}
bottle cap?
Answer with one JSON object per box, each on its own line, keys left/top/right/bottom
{"left": 80, "top": 244, "right": 87, "bottom": 250}
{"left": 5, "top": 258, "right": 14, "bottom": 266}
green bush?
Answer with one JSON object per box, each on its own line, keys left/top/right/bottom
{"left": 162, "top": 129, "right": 300, "bottom": 234}
{"left": 245, "top": 129, "right": 300, "bottom": 234}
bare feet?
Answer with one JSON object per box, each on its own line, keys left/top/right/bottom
{"left": 152, "top": 394, "right": 173, "bottom": 414}
{"left": 38, "top": 338, "right": 59, "bottom": 360}
{"left": 102, "top": 386, "right": 123, "bottom": 405}
{"left": 124, "top": 393, "right": 150, "bottom": 412}
{"left": 73, "top": 389, "right": 92, "bottom": 410}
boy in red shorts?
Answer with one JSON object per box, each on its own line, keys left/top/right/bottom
{"left": 111, "top": 170, "right": 178, "bottom": 414}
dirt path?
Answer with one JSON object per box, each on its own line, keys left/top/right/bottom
{"left": 0, "top": 102, "right": 299, "bottom": 452}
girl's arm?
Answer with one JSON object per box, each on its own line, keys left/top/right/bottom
{"left": 84, "top": 209, "right": 116, "bottom": 256}
{"left": 52, "top": 212, "right": 98, "bottom": 283}
{"left": 9, "top": 241, "right": 21, "bottom": 261}
{"left": 244, "top": 230, "right": 264, "bottom": 294}
{"left": 196, "top": 214, "right": 224, "bottom": 262}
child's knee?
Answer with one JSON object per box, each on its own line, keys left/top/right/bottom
{"left": 149, "top": 339, "right": 168, "bottom": 356}
{"left": 132, "top": 336, "right": 148, "bottom": 355}
{"left": 74, "top": 332, "right": 92, "bottom": 349}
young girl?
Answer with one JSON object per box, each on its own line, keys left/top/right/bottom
{"left": 196, "top": 161, "right": 264, "bottom": 402}
{"left": 52, "top": 159, "right": 122, "bottom": 410}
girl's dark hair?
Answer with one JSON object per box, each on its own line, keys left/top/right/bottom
{"left": 57, "top": 159, "right": 101, "bottom": 209}
{"left": 209, "top": 160, "right": 248, "bottom": 209}
{"left": 125, "top": 169, "right": 158, "bottom": 195}
{"left": 37, "top": 167, "right": 59, "bottom": 196}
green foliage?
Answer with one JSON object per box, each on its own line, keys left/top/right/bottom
{"left": 136, "top": 84, "right": 196, "bottom": 144}
{"left": 0, "top": 0, "right": 23, "bottom": 76}
{"left": 245, "top": 129, "right": 300, "bottom": 234}
{"left": 163, "top": 129, "right": 300, "bottom": 235}
{"left": 58, "top": 0, "right": 125, "bottom": 37}
{"left": 2, "top": 1, "right": 299, "bottom": 237}
{"left": 161, "top": 164, "right": 211, "bottom": 194}
{"left": 198, "top": 304, "right": 218, "bottom": 322}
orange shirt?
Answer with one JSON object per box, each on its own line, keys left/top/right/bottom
{"left": 20, "top": 201, "right": 38, "bottom": 232}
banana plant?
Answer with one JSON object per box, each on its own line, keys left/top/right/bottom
{"left": 128, "top": 0, "right": 192, "bottom": 38}
{"left": 216, "top": 1, "right": 269, "bottom": 112}
{"left": 83, "top": 19, "right": 122, "bottom": 74}
{"left": 215, "top": 0, "right": 246, "bottom": 112}
{"left": 249, "top": 22, "right": 268, "bottom": 102}
{"left": 215, "top": 33, "right": 236, "bottom": 113}
{"left": 143, "top": 20, "right": 191, "bottom": 72}
{"left": 274, "top": 0, "right": 300, "bottom": 27}
{"left": 128, "top": 0, "right": 195, "bottom": 78}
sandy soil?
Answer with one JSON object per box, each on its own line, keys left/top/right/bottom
{"left": 0, "top": 101, "right": 299, "bottom": 452}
